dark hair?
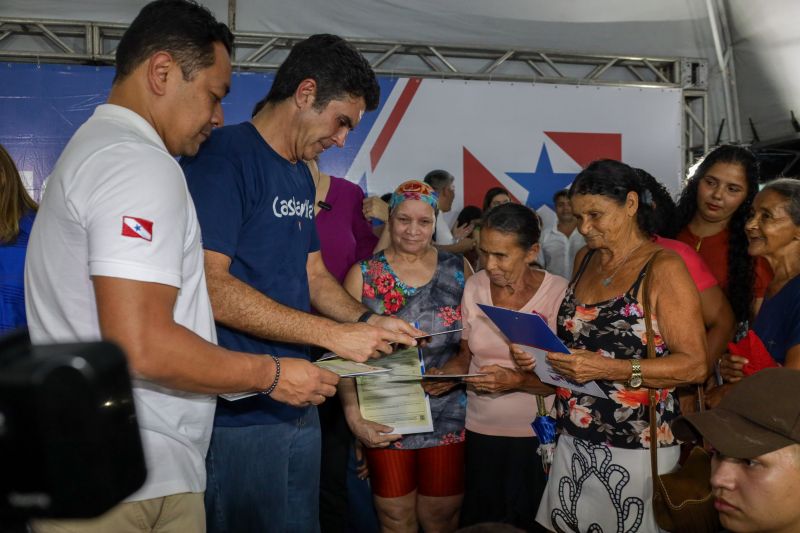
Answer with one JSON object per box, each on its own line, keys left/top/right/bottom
{"left": 114, "top": 0, "right": 233, "bottom": 84}
{"left": 456, "top": 205, "right": 482, "bottom": 227}
{"left": 482, "top": 203, "right": 541, "bottom": 250}
{"left": 380, "top": 192, "right": 392, "bottom": 204}
{"left": 553, "top": 189, "right": 570, "bottom": 204}
{"left": 423, "top": 169, "right": 454, "bottom": 191}
{"left": 760, "top": 178, "right": 800, "bottom": 226}
{"left": 0, "top": 144, "right": 37, "bottom": 243}
{"left": 482, "top": 187, "right": 510, "bottom": 212}
{"left": 569, "top": 159, "right": 658, "bottom": 237}
{"left": 633, "top": 168, "right": 678, "bottom": 235}
{"left": 252, "top": 34, "right": 379, "bottom": 116}
{"left": 669, "top": 145, "right": 759, "bottom": 322}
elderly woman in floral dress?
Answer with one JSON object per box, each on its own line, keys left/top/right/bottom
{"left": 339, "top": 180, "right": 472, "bottom": 533}
{"left": 514, "top": 160, "right": 707, "bottom": 532}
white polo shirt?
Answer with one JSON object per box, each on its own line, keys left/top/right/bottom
{"left": 539, "top": 224, "right": 586, "bottom": 280}
{"left": 434, "top": 214, "right": 455, "bottom": 245}
{"left": 25, "top": 104, "right": 217, "bottom": 502}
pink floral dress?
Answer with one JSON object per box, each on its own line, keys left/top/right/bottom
{"left": 360, "top": 250, "right": 466, "bottom": 449}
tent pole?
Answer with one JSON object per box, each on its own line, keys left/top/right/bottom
{"left": 705, "top": 0, "right": 740, "bottom": 144}
{"left": 714, "top": 0, "right": 742, "bottom": 143}
{"left": 228, "top": 0, "right": 236, "bottom": 32}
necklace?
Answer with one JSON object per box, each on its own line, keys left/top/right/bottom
{"left": 599, "top": 241, "right": 646, "bottom": 287}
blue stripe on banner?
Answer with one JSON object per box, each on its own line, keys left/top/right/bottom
{"left": 0, "top": 63, "right": 398, "bottom": 191}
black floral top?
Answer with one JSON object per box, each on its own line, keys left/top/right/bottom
{"left": 360, "top": 250, "right": 466, "bottom": 449}
{"left": 554, "top": 251, "right": 679, "bottom": 449}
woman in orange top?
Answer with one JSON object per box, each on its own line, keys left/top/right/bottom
{"left": 670, "top": 145, "right": 772, "bottom": 322}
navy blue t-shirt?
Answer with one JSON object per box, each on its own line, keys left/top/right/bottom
{"left": 182, "top": 122, "right": 320, "bottom": 426}
{"left": 753, "top": 274, "right": 800, "bottom": 365}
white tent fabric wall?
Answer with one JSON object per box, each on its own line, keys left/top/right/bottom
{"left": 728, "top": 0, "right": 800, "bottom": 143}
{"left": 1, "top": 0, "right": 796, "bottom": 143}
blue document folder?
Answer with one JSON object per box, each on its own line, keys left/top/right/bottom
{"left": 477, "top": 303, "right": 570, "bottom": 353}
{"left": 476, "top": 303, "right": 608, "bottom": 398}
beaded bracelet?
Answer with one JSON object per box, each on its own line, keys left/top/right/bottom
{"left": 263, "top": 355, "right": 281, "bottom": 397}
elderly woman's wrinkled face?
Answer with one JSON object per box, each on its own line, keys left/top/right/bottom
{"left": 479, "top": 227, "right": 538, "bottom": 288}
{"left": 389, "top": 199, "right": 436, "bottom": 253}
{"left": 745, "top": 189, "right": 800, "bottom": 258}
{"left": 571, "top": 193, "right": 637, "bottom": 250}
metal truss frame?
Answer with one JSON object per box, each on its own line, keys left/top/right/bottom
{"left": 0, "top": 15, "right": 709, "bottom": 171}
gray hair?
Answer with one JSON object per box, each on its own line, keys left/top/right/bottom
{"left": 761, "top": 178, "right": 800, "bottom": 225}
{"left": 423, "top": 169, "right": 454, "bottom": 191}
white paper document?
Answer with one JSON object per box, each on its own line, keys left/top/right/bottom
{"left": 356, "top": 347, "right": 434, "bottom": 435}
{"left": 520, "top": 345, "right": 608, "bottom": 399}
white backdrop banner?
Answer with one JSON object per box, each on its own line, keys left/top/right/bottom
{"left": 344, "top": 78, "right": 683, "bottom": 226}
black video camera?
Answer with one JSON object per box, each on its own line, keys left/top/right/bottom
{"left": 0, "top": 330, "right": 146, "bottom": 525}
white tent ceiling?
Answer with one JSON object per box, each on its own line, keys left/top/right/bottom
{"left": 2, "top": 0, "right": 798, "bottom": 144}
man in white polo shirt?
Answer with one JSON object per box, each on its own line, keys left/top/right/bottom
{"left": 24, "top": 1, "right": 339, "bottom": 531}
{"left": 540, "top": 189, "right": 585, "bottom": 279}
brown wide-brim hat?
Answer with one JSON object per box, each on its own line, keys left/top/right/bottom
{"left": 672, "top": 368, "right": 800, "bottom": 459}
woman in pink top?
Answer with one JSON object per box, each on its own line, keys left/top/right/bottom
{"left": 427, "top": 203, "right": 567, "bottom": 531}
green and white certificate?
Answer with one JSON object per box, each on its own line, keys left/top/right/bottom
{"left": 314, "top": 358, "right": 390, "bottom": 377}
{"left": 356, "top": 346, "right": 433, "bottom": 435}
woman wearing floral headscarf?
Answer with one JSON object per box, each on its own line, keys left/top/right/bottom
{"left": 340, "top": 180, "right": 472, "bottom": 533}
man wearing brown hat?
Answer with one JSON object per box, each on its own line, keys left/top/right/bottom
{"left": 672, "top": 368, "right": 800, "bottom": 533}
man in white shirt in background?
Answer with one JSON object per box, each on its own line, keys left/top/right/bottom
{"left": 424, "top": 169, "right": 476, "bottom": 254}
{"left": 539, "top": 189, "right": 585, "bottom": 279}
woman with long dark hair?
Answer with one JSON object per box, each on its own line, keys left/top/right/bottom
{"left": 0, "top": 144, "right": 37, "bottom": 333}
{"left": 636, "top": 169, "right": 734, "bottom": 366}
{"left": 669, "top": 145, "right": 772, "bottom": 322}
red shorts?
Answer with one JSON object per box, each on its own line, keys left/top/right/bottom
{"left": 364, "top": 441, "right": 465, "bottom": 498}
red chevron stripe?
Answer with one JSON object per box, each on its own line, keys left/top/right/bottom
{"left": 370, "top": 78, "right": 422, "bottom": 172}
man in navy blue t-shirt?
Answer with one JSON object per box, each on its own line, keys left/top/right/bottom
{"left": 182, "top": 34, "right": 421, "bottom": 533}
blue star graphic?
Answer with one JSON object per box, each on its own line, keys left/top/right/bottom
{"left": 134, "top": 224, "right": 142, "bottom": 231}
{"left": 506, "top": 144, "right": 577, "bottom": 208}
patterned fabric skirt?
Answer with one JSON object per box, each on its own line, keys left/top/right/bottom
{"left": 535, "top": 434, "right": 680, "bottom": 533}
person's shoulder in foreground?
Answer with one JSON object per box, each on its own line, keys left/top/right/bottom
{"left": 673, "top": 368, "right": 800, "bottom": 533}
